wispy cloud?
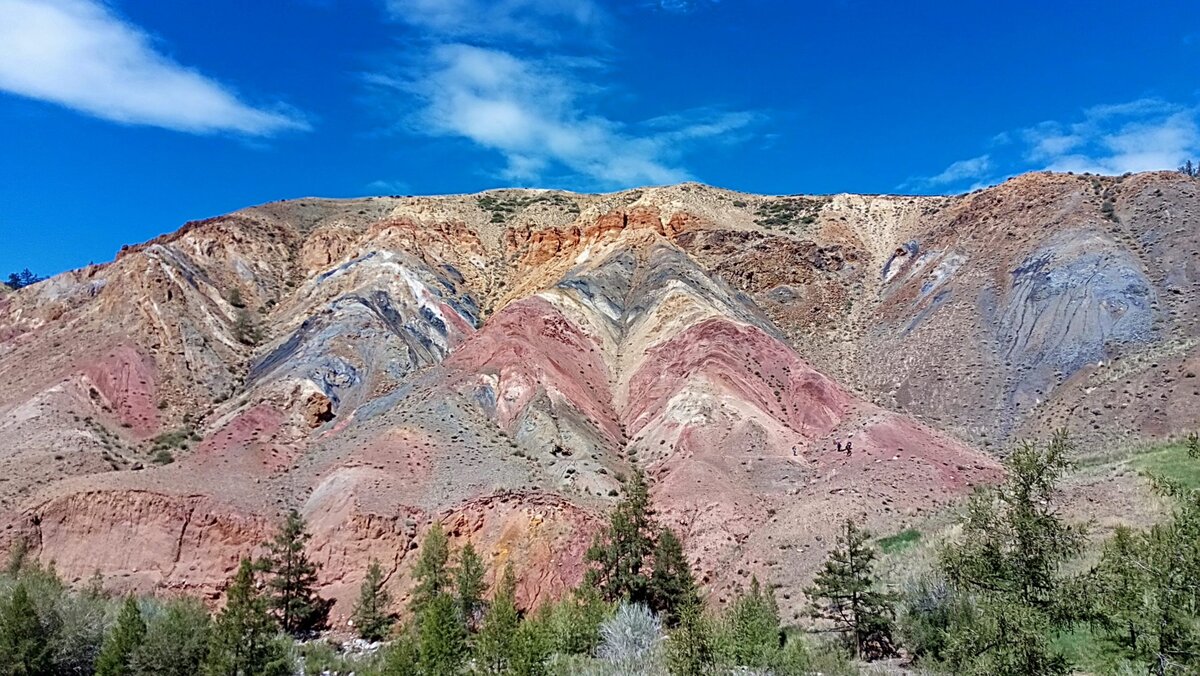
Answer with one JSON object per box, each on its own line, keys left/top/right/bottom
{"left": 384, "top": 0, "right": 604, "bottom": 44}
{"left": 648, "top": 0, "right": 720, "bottom": 13}
{"left": 366, "top": 178, "right": 413, "bottom": 195}
{"left": 377, "top": 0, "right": 759, "bottom": 188}
{"left": 905, "top": 98, "right": 1200, "bottom": 193}
{"left": 0, "top": 0, "right": 308, "bottom": 135}
{"left": 1022, "top": 99, "right": 1199, "bottom": 175}
{"left": 903, "top": 154, "right": 992, "bottom": 190}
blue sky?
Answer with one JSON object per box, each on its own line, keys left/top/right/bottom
{"left": 2, "top": 0, "right": 1199, "bottom": 276}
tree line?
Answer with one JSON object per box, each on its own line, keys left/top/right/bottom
{"left": 2, "top": 433, "right": 1198, "bottom": 674}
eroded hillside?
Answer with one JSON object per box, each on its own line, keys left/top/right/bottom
{"left": 0, "top": 170, "right": 1196, "bottom": 621}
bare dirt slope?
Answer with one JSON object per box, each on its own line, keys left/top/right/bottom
{"left": 0, "top": 170, "right": 1196, "bottom": 623}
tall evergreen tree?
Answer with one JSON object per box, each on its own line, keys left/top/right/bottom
{"left": 352, "top": 559, "right": 393, "bottom": 642}
{"left": 475, "top": 564, "right": 521, "bottom": 674}
{"left": 585, "top": 468, "right": 658, "bottom": 605}
{"left": 649, "top": 528, "right": 700, "bottom": 627}
{"left": 95, "top": 596, "right": 146, "bottom": 676}
{"left": 0, "top": 582, "right": 53, "bottom": 675}
{"left": 456, "top": 541, "right": 487, "bottom": 632}
{"left": 418, "top": 593, "right": 468, "bottom": 676}
{"left": 940, "top": 431, "right": 1086, "bottom": 675}
{"left": 509, "top": 619, "right": 551, "bottom": 676}
{"left": 411, "top": 521, "right": 452, "bottom": 616}
{"left": 260, "top": 509, "right": 330, "bottom": 636}
{"left": 724, "top": 577, "right": 782, "bottom": 670}
{"left": 203, "top": 558, "right": 289, "bottom": 676}
{"left": 666, "top": 602, "right": 716, "bottom": 676}
{"left": 807, "top": 519, "right": 896, "bottom": 660}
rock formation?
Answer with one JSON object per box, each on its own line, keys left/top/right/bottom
{"left": 1, "top": 171, "right": 1197, "bottom": 623}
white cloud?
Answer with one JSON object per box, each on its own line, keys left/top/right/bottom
{"left": 1024, "top": 99, "right": 1200, "bottom": 175}
{"left": 0, "top": 0, "right": 308, "bottom": 135}
{"left": 378, "top": 0, "right": 759, "bottom": 188}
{"left": 906, "top": 98, "right": 1200, "bottom": 193}
{"left": 928, "top": 155, "right": 992, "bottom": 186}
{"left": 384, "top": 0, "right": 603, "bottom": 43}
{"left": 387, "top": 44, "right": 755, "bottom": 186}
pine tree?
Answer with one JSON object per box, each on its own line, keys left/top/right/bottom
{"left": 378, "top": 629, "right": 420, "bottom": 675}
{"left": 352, "top": 559, "right": 393, "bottom": 642}
{"left": 585, "top": 468, "right": 658, "bottom": 605}
{"left": 509, "top": 618, "right": 551, "bottom": 676}
{"left": 543, "top": 585, "right": 610, "bottom": 656}
{"left": 260, "top": 509, "right": 330, "bottom": 636}
{"left": 475, "top": 564, "right": 520, "bottom": 674}
{"left": 456, "top": 541, "right": 487, "bottom": 632}
{"left": 807, "top": 519, "right": 897, "bottom": 660}
{"left": 417, "top": 593, "right": 468, "bottom": 676}
{"left": 1187, "top": 431, "right": 1199, "bottom": 460}
{"left": 666, "top": 602, "right": 716, "bottom": 676}
{"left": 725, "top": 577, "right": 782, "bottom": 670}
{"left": 203, "top": 558, "right": 289, "bottom": 676}
{"left": 940, "top": 431, "right": 1086, "bottom": 675}
{"left": 411, "top": 521, "right": 452, "bottom": 616}
{"left": 96, "top": 596, "right": 146, "bottom": 676}
{"left": 649, "top": 527, "right": 700, "bottom": 627}
{"left": 0, "top": 582, "right": 53, "bottom": 675}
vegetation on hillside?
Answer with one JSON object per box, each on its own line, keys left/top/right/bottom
{"left": 1, "top": 431, "right": 1198, "bottom": 675}
{"left": 3, "top": 268, "right": 45, "bottom": 290}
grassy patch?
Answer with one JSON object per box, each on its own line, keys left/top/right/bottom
{"left": 1130, "top": 440, "right": 1200, "bottom": 491}
{"left": 1053, "top": 625, "right": 1122, "bottom": 675}
{"left": 877, "top": 528, "right": 922, "bottom": 554}
{"left": 753, "top": 197, "right": 824, "bottom": 230}
{"left": 477, "top": 193, "right": 579, "bottom": 223}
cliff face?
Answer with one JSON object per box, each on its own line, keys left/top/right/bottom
{"left": 1, "top": 171, "right": 1197, "bottom": 622}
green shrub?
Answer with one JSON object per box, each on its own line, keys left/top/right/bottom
{"left": 131, "top": 598, "right": 213, "bottom": 676}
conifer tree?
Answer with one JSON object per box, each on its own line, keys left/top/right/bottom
{"left": 456, "top": 541, "right": 487, "bottom": 632}
{"left": 352, "top": 559, "right": 393, "bottom": 642}
{"left": 0, "top": 582, "right": 53, "bottom": 674}
{"left": 543, "top": 585, "right": 611, "bottom": 656}
{"left": 379, "top": 629, "right": 420, "bottom": 675}
{"left": 666, "top": 602, "right": 716, "bottom": 676}
{"left": 725, "top": 577, "right": 782, "bottom": 670}
{"left": 807, "top": 519, "right": 897, "bottom": 660}
{"left": 411, "top": 521, "right": 452, "bottom": 616}
{"left": 418, "top": 593, "right": 468, "bottom": 676}
{"left": 475, "top": 564, "right": 520, "bottom": 674}
{"left": 940, "top": 431, "right": 1086, "bottom": 675}
{"left": 509, "top": 619, "right": 551, "bottom": 676}
{"left": 260, "top": 508, "right": 330, "bottom": 636}
{"left": 649, "top": 527, "right": 700, "bottom": 627}
{"left": 585, "top": 468, "right": 658, "bottom": 605}
{"left": 203, "top": 558, "right": 289, "bottom": 676}
{"left": 96, "top": 596, "right": 146, "bottom": 676}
